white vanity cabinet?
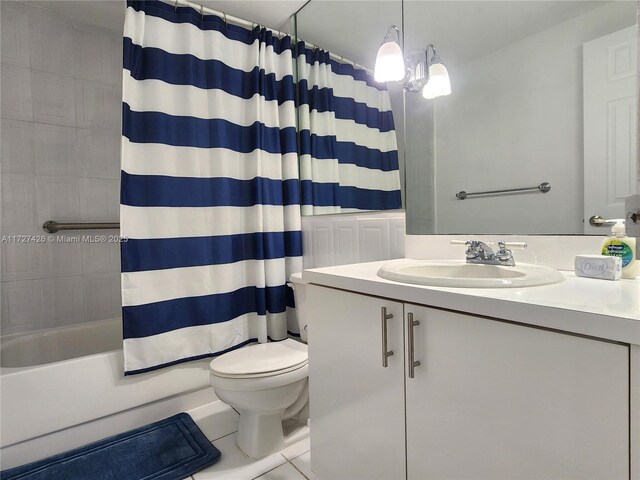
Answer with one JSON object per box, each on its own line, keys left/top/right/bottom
{"left": 405, "top": 303, "right": 628, "bottom": 480}
{"left": 307, "top": 286, "right": 406, "bottom": 480}
{"left": 308, "top": 285, "right": 631, "bottom": 480}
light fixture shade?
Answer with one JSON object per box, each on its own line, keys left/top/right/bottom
{"left": 374, "top": 28, "right": 405, "bottom": 82}
{"left": 422, "top": 62, "right": 451, "bottom": 99}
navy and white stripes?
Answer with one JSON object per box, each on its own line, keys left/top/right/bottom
{"left": 297, "top": 42, "right": 402, "bottom": 215}
{"left": 120, "top": 1, "right": 402, "bottom": 374}
{"left": 121, "top": 1, "right": 302, "bottom": 375}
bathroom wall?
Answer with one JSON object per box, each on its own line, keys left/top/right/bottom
{"left": 1, "top": 1, "right": 123, "bottom": 335}
{"left": 302, "top": 211, "right": 405, "bottom": 269}
{"left": 404, "top": 94, "right": 435, "bottom": 234}
{"left": 432, "top": 1, "right": 636, "bottom": 234}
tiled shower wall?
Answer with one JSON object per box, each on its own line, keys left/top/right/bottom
{"left": 1, "top": 1, "right": 122, "bottom": 335}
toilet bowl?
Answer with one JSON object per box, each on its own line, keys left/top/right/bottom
{"left": 209, "top": 273, "right": 309, "bottom": 459}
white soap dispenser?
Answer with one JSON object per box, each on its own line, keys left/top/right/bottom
{"left": 601, "top": 219, "right": 638, "bottom": 279}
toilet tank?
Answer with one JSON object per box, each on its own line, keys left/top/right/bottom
{"left": 289, "top": 273, "right": 308, "bottom": 343}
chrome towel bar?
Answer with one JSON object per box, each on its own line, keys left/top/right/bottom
{"left": 456, "top": 182, "right": 551, "bottom": 200}
{"left": 43, "top": 221, "right": 120, "bottom": 233}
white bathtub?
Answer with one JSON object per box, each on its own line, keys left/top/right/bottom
{"left": 1, "top": 318, "right": 122, "bottom": 368}
{"left": 0, "top": 318, "right": 216, "bottom": 469}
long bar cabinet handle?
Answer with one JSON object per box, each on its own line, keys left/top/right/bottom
{"left": 407, "top": 312, "right": 421, "bottom": 378}
{"left": 381, "top": 307, "right": 394, "bottom": 367}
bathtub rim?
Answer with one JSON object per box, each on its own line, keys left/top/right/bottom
{"left": 0, "top": 317, "right": 123, "bottom": 372}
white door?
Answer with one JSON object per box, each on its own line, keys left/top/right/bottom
{"left": 584, "top": 26, "right": 638, "bottom": 233}
{"left": 307, "top": 286, "right": 406, "bottom": 480}
{"left": 405, "top": 304, "right": 629, "bottom": 479}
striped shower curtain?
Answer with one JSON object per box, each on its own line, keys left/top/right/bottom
{"left": 120, "top": 1, "right": 302, "bottom": 375}
{"left": 297, "top": 42, "right": 402, "bottom": 214}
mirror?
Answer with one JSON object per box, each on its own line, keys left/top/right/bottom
{"left": 403, "top": 0, "right": 639, "bottom": 234}
{"left": 295, "top": 0, "right": 639, "bottom": 233}
{"left": 294, "top": 1, "right": 405, "bottom": 215}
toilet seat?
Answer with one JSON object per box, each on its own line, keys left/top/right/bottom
{"left": 210, "top": 339, "right": 308, "bottom": 379}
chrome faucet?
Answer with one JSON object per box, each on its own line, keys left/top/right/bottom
{"left": 453, "top": 240, "right": 527, "bottom": 266}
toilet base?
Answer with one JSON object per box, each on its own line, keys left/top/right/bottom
{"left": 236, "top": 411, "right": 309, "bottom": 459}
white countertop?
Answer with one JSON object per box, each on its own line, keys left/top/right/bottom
{"left": 302, "top": 260, "right": 640, "bottom": 345}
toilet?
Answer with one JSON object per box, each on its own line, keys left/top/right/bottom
{"left": 209, "top": 273, "right": 309, "bottom": 459}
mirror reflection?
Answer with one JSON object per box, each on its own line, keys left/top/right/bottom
{"left": 295, "top": 0, "right": 639, "bottom": 236}
{"left": 294, "top": 1, "right": 405, "bottom": 215}
{"left": 403, "top": 0, "right": 638, "bottom": 235}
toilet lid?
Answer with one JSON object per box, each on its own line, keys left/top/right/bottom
{"left": 209, "top": 339, "right": 308, "bottom": 377}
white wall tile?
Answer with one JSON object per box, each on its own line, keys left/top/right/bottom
{"left": 35, "top": 176, "right": 80, "bottom": 224}
{"left": 44, "top": 241, "right": 83, "bottom": 278}
{"left": 358, "top": 219, "right": 390, "bottom": 263}
{"left": 1, "top": 63, "right": 32, "bottom": 121}
{"left": 75, "top": 80, "right": 113, "bottom": 129}
{"left": 105, "top": 34, "right": 123, "bottom": 87}
{"left": 79, "top": 178, "right": 119, "bottom": 222}
{"left": 28, "top": 6, "right": 74, "bottom": 75}
{"left": 1, "top": 231, "right": 46, "bottom": 281}
{"left": 310, "top": 221, "right": 334, "bottom": 268}
{"left": 301, "top": 228, "right": 315, "bottom": 269}
{"left": 1, "top": 120, "right": 35, "bottom": 174}
{"left": 44, "top": 276, "right": 84, "bottom": 327}
{"left": 332, "top": 219, "right": 359, "bottom": 266}
{"left": 1, "top": 1, "right": 30, "bottom": 68}
{"left": 77, "top": 129, "right": 121, "bottom": 179}
{"left": 81, "top": 241, "right": 120, "bottom": 275}
{"left": 1, "top": 2, "right": 124, "bottom": 334}
{"left": 108, "top": 85, "right": 122, "bottom": 128}
{"left": 301, "top": 212, "right": 405, "bottom": 269}
{"left": 1, "top": 280, "right": 46, "bottom": 334}
{"left": 83, "top": 273, "right": 121, "bottom": 321}
{"left": 34, "top": 124, "right": 81, "bottom": 177}
{"left": 389, "top": 218, "right": 406, "bottom": 259}
{"left": 73, "top": 26, "right": 109, "bottom": 82}
{"left": 32, "top": 71, "right": 76, "bottom": 127}
{"left": 1, "top": 174, "right": 37, "bottom": 229}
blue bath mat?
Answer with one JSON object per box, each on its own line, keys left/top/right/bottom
{"left": 0, "top": 413, "right": 220, "bottom": 480}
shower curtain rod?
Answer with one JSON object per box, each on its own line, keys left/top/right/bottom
{"left": 300, "top": 40, "right": 373, "bottom": 74}
{"left": 169, "top": 0, "right": 289, "bottom": 38}
{"left": 168, "top": 0, "right": 372, "bottom": 74}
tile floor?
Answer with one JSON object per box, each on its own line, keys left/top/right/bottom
{"left": 188, "top": 402, "right": 315, "bottom": 480}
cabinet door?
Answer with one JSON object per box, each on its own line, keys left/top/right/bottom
{"left": 405, "top": 304, "right": 629, "bottom": 480}
{"left": 308, "top": 285, "right": 406, "bottom": 480}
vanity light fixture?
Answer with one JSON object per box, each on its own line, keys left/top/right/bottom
{"left": 374, "top": 25, "right": 405, "bottom": 82}
{"left": 404, "top": 44, "right": 451, "bottom": 100}
{"left": 421, "top": 44, "right": 451, "bottom": 99}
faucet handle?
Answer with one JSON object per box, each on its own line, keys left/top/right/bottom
{"left": 451, "top": 240, "right": 484, "bottom": 260}
{"left": 452, "top": 240, "right": 527, "bottom": 248}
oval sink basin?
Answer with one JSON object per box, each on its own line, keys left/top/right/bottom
{"left": 377, "top": 260, "right": 564, "bottom": 288}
